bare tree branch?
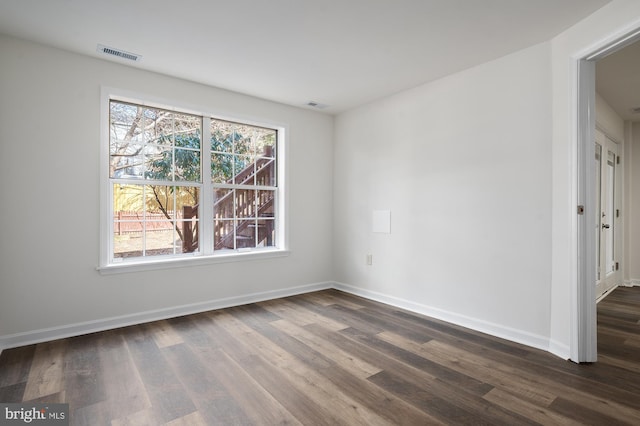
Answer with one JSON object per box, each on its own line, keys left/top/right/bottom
{"left": 152, "top": 186, "right": 185, "bottom": 243}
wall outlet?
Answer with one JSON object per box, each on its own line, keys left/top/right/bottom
{"left": 366, "top": 254, "right": 373, "bottom": 265}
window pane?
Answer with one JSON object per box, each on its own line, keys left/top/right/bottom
{"left": 236, "top": 219, "right": 256, "bottom": 248}
{"left": 257, "top": 219, "right": 276, "bottom": 248}
{"left": 175, "top": 114, "right": 201, "bottom": 149}
{"left": 113, "top": 200, "right": 145, "bottom": 258}
{"left": 174, "top": 148, "right": 201, "bottom": 182}
{"left": 235, "top": 189, "right": 255, "bottom": 218}
{"left": 214, "top": 219, "right": 235, "bottom": 250}
{"left": 256, "top": 157, "right": 276, "bottom": 186}
{"left": 211, "top": 120, "right": 235, "bottom": 153}
{"left": 179, "top": 219, "right": 199, "bottom": 253}
{"left": 145, "top": 146, "right": 172, "bottom": 181}
{"left": 212, "top": 153, "right": 233, "bottom": 183}
{"left": 256, "top": 128, "right": 276, "bottom": 158}
{"left": 145, "top": 185, "right": 173, "bottom": 219}
{"left": 256, "top": 190, "right": 275, "bottom": 217}
{"left": 174, "top": 187, "right": 199, "bottom": 217}
{"left": 113, "top": 184, "right": 144, "bottom": 215}
{"left": 175, "top": 190, "right": 199, "bottom": 253}
{"left": 110, "top": 101, "right": 143, "bottom": 142}
{"left": 234, "top": 128, "right": 254, "bottom": 156}
{"left": 144, "top": 223, "right": 176, "bottom": 256}
{"left": 114, "top": 233, "right": 143, "bottom": 259}
{"left": 112, "top": 183, "right": 202, "bottom": 258}
{"left": 144, "top": 108, "right": 173, "bottom": 146}
{"left": 214, "top": 188, "right": 234, "bottom": 219}
{"left": 113, "top": 183, "right": 145, "bottom": 259}
{"left": 110, "top": 143, "right": 144, "bottom": 179}
{"left": 234, "top": 155, "right": 253, "bottom": 185}
{"left": 142, "top": 108, "right": 160, "bottom": 143}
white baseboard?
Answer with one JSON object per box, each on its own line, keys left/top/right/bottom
{"left": 333, "top": 281, "right": 558, "bottom": 357}
{"left": 596, "top": 284, "right": 619, "bottom": 303}
{"left": 0, "top": 281, "right": 332, "bottom": 353}
{"left": 624, "top": 279, "right": 640, "bottom": 287}
{"left": 548, "top": 339, "right": 571, "bottom": 360}
{"left": 0, "top": 280, "right": 577, "bottom": 359}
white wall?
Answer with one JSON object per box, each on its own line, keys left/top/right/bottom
{"left": 0, "top": 35, "right": 334, "bottom": 347}
{"left": 596, "top": 92, "right": 624, "bottom": 142}
{"left": 331, "top": 1, "right": 640, "bottom": 360}
{"left": 333, "top": 42, "right": 553, "bottom": 351}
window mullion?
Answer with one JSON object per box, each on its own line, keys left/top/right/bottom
{"left": 254, "top": 189, "right": 258, "bottom": 249}
{"left": 202, "top": 117, "right": 214, "bottom": 255}
{"left": 172, "top": 188, "right": 177, "bottom": 255}
{"left": 233, "top": 188, "right": 237, "bottom": 250}
{"left": 142, "top": 184, "right": 147, "bottom": 257}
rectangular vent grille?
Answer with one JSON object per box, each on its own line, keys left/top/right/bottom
{"left": 306, "top": 101, "right": 329, "bottom": 109}
{"left": 97, "top": 44, "right": 141, "bottom": 62}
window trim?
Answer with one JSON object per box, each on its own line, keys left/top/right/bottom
{"left": 98, "top": 87, "right": 289, "bottom": 274}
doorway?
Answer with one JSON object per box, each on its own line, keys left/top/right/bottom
{"left": 576, "top": 29, "right": 640, "bottom": 362}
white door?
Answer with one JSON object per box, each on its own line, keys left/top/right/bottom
{"left": 595, "top": 129, "right": 621, "bottom": 299}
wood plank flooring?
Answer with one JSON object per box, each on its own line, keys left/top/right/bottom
{"left": 1, "top": 287, "right": 639, "bottom": 425}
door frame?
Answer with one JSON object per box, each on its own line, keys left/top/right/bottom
{"left": 574, "top": 27, "right": 640, "bottom": 362}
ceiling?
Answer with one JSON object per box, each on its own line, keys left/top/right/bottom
{"left": 0, "top": 0, "right": 611, "bottom": 114}
{"left": 597, "top": 40, "right": 640, "bottom": 122}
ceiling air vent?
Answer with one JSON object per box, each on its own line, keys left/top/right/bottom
{"left": 306, "top": 101, "right": 329, "bottom": 109}
{"left": 96, "top": 44, "right": 142, "bottom": 62}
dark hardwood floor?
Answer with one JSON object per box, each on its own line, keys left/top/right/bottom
{"left": 1, "top": 287, "right": 639, "bottom": 425}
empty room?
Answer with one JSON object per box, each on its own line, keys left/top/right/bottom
{"left": 2, "top": 0, "right": 640, "bottom": 424}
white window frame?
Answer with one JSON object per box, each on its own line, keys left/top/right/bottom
{"left": 98, "top": 87, "right": 288, "bottom": 274}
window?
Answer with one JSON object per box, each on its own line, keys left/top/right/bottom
{"left": 101, "top": 94, "right": 285, "bottom": 271}
{"left": 210, "top": 119, "right": 278, "bottom": 252}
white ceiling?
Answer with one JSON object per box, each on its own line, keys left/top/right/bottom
{"left": 0, "top": 0, "right": 611, "bottom": 114}
{"left": 597, "top": 40, "right": 640, "bottom": 122}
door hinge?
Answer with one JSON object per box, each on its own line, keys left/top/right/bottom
{"left": 615, "top": 262, "right": 619, "bottom": 271}
{"left": 616, "top": 209, "right": 620, "bottom": 218}
{"left": 577, "top": 205, "right": 585, "bottom": 215}
{"left": 617, "top": 156, "right": 620, "bottom": 165}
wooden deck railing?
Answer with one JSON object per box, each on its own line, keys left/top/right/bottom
{"left": 213, "top": 151, "right": 276, "bottom": 250}
{"left": 114, "top": 146, "right": 275, "bottom": 253}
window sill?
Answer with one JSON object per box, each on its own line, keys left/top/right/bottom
{"left": 97, "top": 249, "right": 290, "bottom": 275}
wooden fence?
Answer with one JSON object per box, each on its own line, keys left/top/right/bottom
{"left": 114, "top": 211, "right": 177, "bottom": 234}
